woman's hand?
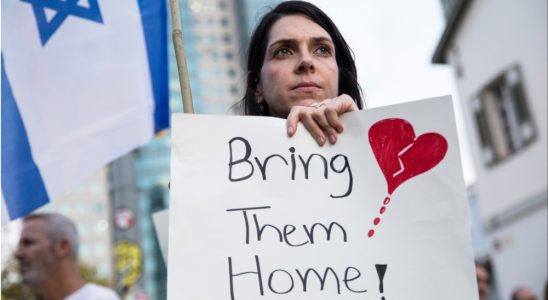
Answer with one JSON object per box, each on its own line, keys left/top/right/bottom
{"left": 286, "top": 94, "right": 359, "bottom": 146}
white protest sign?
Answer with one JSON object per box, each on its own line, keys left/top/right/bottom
{"left": 152, "top": 209, "right": 169, "bottom": 263}
{"left": 168, "top": 96, "right": 477, "bottom": 300}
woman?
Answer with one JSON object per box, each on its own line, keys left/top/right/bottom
{"left": 240, "top": 1, "right": 364, "bottom": 146}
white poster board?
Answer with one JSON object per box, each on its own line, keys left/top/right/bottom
{"left": 168, "top": 96, "right": 477, "bottom": 300}
{"left": 152, "top": 209, "right": 169, "bottom": 262}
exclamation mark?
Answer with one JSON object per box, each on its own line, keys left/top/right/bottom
{"left": 375, "top": 264, "right": 387, "bottom": 300}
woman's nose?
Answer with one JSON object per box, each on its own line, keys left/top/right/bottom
{"left": 295, "top": 54, "right": 314, "bottom": 74}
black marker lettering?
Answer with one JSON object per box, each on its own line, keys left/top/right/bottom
{"left": 343, "top": 267, "right": 367, "bottom": 293}
{"left": 228, "top": 137, "right": 254, "bottom": 182}
{"left": 268, "top": 269, "right": 295, "bottom": 294}
{"left": 226, "top": 206, "right": 346, "bottom": 246}
{"left": 228, "top": 255, "right": 263, "bottom": 299}
{"left": 303, "top": 222, "right": 348, "bottom": 244}
{"left": 296, "top": 267, "right": 341, "bottom": 294}
{"left": 299, "top": 153, "right": 329, "bottom": 179}
{"left": 330, "top": 154, "right": 353, "bottom": 198}
{"left": 254, "top": 154, "right": 288, "bottom": 180}
{"left": 227, "top": 137, "right": 354, "bottom": 198}
{"left": 226, "top": 206, "right": 271, "bottom": 244}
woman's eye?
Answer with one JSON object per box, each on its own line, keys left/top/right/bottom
{"left": 315, "top": 46, "right": 331, "bottom": 56}
{"left": 273, "top": 47, "right": 292, "bottom": 57}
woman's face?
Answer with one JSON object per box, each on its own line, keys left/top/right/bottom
{"left": 258, "top": 15, "right": 339, "bottom": 118}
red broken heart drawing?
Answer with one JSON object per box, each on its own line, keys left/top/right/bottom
{"left": 369, "top": 118, "right": 448, "bottom": 195}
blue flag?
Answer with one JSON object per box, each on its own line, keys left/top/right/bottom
{"left": 1, "top": 0, "right": 168, "bottom": 222}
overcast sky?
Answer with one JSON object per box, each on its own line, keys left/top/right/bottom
{"left": 309, "top": 0, "right": 476, "bottom": 184}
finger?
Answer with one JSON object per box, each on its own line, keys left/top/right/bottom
{"left": 324, "top": 94, "right": 358, "bottom": 134}
{"left": 333, "top": 94, "right": 359, "bottom": 113}
{"left": 299, "top": 110, "right": 327, "bottom": 146}
{"left": 324, "top": 107, "right": 344, "bottom": 133}
{"left": 286, "top": 106, "right": 302, "bottom": 137}
{"left": 311, "top": 109, "right": 339, "bottom": 144}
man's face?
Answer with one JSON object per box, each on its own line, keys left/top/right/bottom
{"left": 14, "top": 219, "right": 57, "bottom": 286}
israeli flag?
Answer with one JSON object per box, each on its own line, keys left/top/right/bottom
{"left": 1, "top": 0, "right": 168, "bottom": 222}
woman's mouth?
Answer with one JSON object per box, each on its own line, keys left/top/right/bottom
{"left": 292, "top": 82, "right": 321, "bottom": 92}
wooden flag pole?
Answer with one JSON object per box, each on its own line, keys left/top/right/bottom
{"left": 169, "top": 0, "right": 194, "bottom": 114}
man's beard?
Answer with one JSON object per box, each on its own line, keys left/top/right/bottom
{"left": 20, "top": 253, "right": 57, "bottom": 287}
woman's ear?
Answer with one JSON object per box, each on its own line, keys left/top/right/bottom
{"left": 255, "top": 87, "right": 264, "bottom": 104}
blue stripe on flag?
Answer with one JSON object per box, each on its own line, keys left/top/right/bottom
{"left": 138, "top": 0, "right": 169, "bottom": 133}
{"left": 1, "top": 55, "right": 50, "bottom": 220}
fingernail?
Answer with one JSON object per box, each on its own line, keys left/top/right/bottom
{"left": 329, "top": 134, "right": 337, "bottom": 144}
{"left": 287, "top": 126, "right": 294, "bottom": 136}
{"left": 317, "top": 136, "right": 325, "bottom": 146}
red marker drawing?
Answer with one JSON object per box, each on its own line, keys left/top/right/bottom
{"left": 368, "top": 118, "right": 448, "bottom": 238}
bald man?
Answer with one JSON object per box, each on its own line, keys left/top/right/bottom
{"left": 15, "top": 213, "right": 119, "bottom": 300}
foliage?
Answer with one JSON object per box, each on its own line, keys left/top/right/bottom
{"left": 1, "top": 259, "right": 40, "bottom": 300}
{"left": 1, "top": 258, "right": 112, "bottom": 300}
{"left": 78, "top": 262, "right": 110, "bottom": 287}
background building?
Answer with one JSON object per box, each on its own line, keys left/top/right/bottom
{"left": 179, "top": 0, "right": 245, "bottom": 114}
{"left": 433, "top": 0, "right": 547, "bottom": 298}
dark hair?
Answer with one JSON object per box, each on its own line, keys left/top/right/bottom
{"left": 241, "top": 1, "right": 363, "bottom": 116}
{"left": 511, "top": 289, "right": 519, "bottom": 300}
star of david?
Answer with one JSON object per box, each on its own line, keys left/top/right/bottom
{"left": 21, "top": 0, "right": 103, "bottom": 46}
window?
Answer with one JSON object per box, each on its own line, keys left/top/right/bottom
{"left": 472, "top": 65, "right": 536, "bottom": 167}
